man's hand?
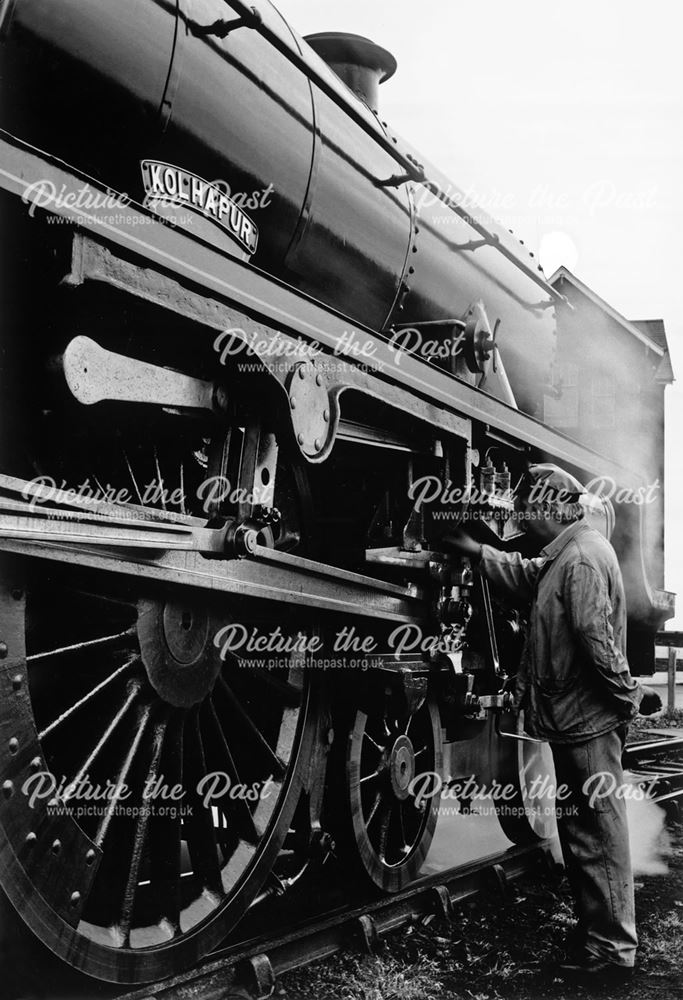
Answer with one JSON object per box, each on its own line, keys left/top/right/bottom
{"left": 639, "top": 685, "right": 663, "bottom": 717}
{"left": 441, "top": 528, "right": 482, "bottom": 562}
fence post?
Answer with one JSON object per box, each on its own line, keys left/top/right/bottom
{"left": 668, "top": 646, "right": 677, "bottom": 713}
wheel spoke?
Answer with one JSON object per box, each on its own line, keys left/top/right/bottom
{"left": 29, "top": 628, "right": 133, "bottom": 662}
{"left": 360, "top": 768, "right": 382, "bottom": 786}
{"left": 119, "top": 717, "right": 168, "bottom": 945}
{"left": 363, "top": 731, "right": 385, "bottom": 753}
{"left": 148, "top": 714, "right": 184, "bottom": 935}
{"left": 93, "top": 475, "right": 108, "bottom": 498}
{"left": 95, "top": 701, "right": 153, "bottom": 847}
{"left": 179, "top": 462, "right": 187, "bottom": 516}
{"left": 63, "top": 681, "right": 141, "bottom": 800}
{"left": 39, "top": 657, "right": 138, "bottom": 740}
{"left": 0, "top": 422, "right": 316, "bottom": 979}
{"left": 398, "top": 803, "right": 410, "bottom": 855}
{"left": 365, "top": 790, "right": 383, "bottom": 827}
{"left": 377, "top": 803, "right": 392, "bottom": 862}
{"left": 124, "top": 449, "right": 144, "bottom": 505}
{"left": 217, "top": 677, "right": 286, "bottom": 776}
{"left": 348, "top": 697, "right": 440, "bottom": 890}
{"left": 204, "top": 698, "right": 259, "bottom": 844}
{"left": 182, "top": 710, "right": 224, "bottom": 897}
{"left": 153, "top": 447, "right": 166, "bottom": 511}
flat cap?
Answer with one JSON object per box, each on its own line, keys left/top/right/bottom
{"left": 525, "top": 463, "right": 585, "bottom": 504}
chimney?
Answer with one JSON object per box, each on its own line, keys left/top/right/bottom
{"left": 305, "top": 32, "right": 397, "bottom": 114}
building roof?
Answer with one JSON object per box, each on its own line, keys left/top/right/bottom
{"left": 631, "top": 320, "right": 673, "bottom": 381}
{"left": 549, "top": 266, "right": 666, "bottom": 358}
{"left": 631, "top": 319, "right": 668, "bottom": 351}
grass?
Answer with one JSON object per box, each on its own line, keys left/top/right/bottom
{"left": 281, "top": 953, "right": 445, "bottom": 1000}
{"left": 629, "top": 707, "right": 683, "bottom": 737}
{"left": 281, "top": 711, "right": 682, "bottom": 1000}
{"left": 638, "top": 909, "right": 683, "bottom": 973}
{"left": 655, "top": 706, "right": 683, "bottom": 727}
{"left": 280, "top": 820, "right": 683, "bottom": 1000}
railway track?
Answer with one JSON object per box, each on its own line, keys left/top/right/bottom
{"left": 4, "top": 731, "right": 682, "bottom": 1000}
{"left": 117, "top": 841, "right": 556, "bottom": 1000}
{"left": 625, "top": 730, "right": 683, "bottom": 820}
{"left": 105, "top": 730, "right": 683, "bottom": 1000}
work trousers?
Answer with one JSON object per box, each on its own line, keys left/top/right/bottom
{"left": 550, "top": 725, "right": 637, "bottom": 967}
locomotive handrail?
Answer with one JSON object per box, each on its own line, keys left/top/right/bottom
{"left": 220, "top": 0, "right": 567, "bottom": 307}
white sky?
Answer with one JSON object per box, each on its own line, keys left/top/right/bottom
{"left": 282, "top": 0, "right": 683, "bottom": 626}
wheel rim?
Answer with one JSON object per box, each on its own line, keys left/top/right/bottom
{"left": 0, "top": 562, "right": 317, "bottom": 982}
{"left": 0, "top": 415, "right": 318, "bottom": 982}
{"left": 347, "top": 692, "right": 442, "bottom": 892}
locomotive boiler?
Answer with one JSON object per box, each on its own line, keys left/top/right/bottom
{"left": 0, "top": 0, "right": 672, "bottom": 985}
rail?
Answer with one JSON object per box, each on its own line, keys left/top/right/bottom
{"left": 4, "top": 735, "right": 683, "bottom": 999}
{"left": 116, "top": 842, "right": 555, "bottom": 1000}
{"left": 114, "top": 736, "right": 683, "bottom": 999}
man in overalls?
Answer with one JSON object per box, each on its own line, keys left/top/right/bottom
{"left": 444, "top": 464, "right": 661, "bottom": 982}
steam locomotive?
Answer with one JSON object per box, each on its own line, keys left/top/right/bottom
{"left": 0, "top": 0, "right": 672, "bottom": 985}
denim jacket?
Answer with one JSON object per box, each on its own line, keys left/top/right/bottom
{"left": 480, "top": 520, "right": 643, "bottom": 744}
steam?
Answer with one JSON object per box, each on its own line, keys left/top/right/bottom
{"left": 550, "top": 292, "right": 666, "bottom": 592}
{"left": 624, "top": 775, "right": 671, "bottom": 876}
{"left": 419, "top": 777, "right": 671, "bottom": 879}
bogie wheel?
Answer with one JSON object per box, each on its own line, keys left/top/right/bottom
{"left": 346, "top": 687, "right": 442, "bottom": 892}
